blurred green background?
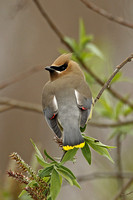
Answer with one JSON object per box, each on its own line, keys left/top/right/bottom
{"left": 0, "top": 0, "right": 133, "bottom": 199}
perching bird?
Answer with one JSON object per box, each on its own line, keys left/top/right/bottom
{"left": 42, "top": 54, "right": 93, "bottom": 151}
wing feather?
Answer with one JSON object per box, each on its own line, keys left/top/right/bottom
{"left": 42, "top": 83, "right": 62, "bottom": 138}
{"left": 75, "top": 80, "right": 93, "bottom": 128}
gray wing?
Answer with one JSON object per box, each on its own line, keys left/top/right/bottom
{"left": 43, "top": 108, "right": 62, "bottom": 138}
{"left": 75, "top": 90, "right": 93, "bottom": 128}
{"left": 42, "top": 84, "right": 62, "bottom": 138}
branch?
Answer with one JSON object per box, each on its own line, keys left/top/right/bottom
{"left": 113, "top": 177, "right": 133, "bottom": 200}
{"left": 1, "top": 97, "right": 133, "bottom": 128}
{"left": 32, "top": 0, "right": 133, "bottom": 109}
{"left": 62, "top": 172, "right": 133, "bottom": 186}
{"left": 0, "top": 65, "right": 43, "bottom": 90}
{"left": 88, "top": 120, "right": 133, "bottom": 128}
{"left": 0, "top": 97, "right": 42, "bottom": 114}
{"left": 115, "top": 134, "right": 125, "bottom": 199}
{"left": 80, "top": 0, "right": 133, "bottom": 29}
{"left": 77, "top": 172, "right": 133, "bottom": 182}
{"left": 94, "top": 54, "right": 133, "bottom": 103}
{"left": 0, "top": 105, "right": 13, "bottom": 112}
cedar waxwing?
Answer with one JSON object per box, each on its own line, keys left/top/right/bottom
{"left": 42, "top": 54, "right": 93, "bottom": 151}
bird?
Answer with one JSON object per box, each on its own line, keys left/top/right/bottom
{"left": 42, "top": 54, "right": 93, "bottom": 151}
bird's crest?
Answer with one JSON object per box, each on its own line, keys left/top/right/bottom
{"left": 52, "top": 53, "right": 72, "bottom": 66}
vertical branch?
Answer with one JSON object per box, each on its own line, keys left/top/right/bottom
{"left": 116, "top": 134, "right": 126, "bottom": 200}
{"left": 116, "top": 135, "right": 123, "bottom": 185}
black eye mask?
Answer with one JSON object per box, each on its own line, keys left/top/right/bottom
{"left": 50, "top": 62, "right": 68, "bottom": 72}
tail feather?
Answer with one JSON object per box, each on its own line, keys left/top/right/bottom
{"left": 63, "top": 128, "right": 84, "bottom": 151}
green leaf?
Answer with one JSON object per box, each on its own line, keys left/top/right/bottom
{"left": 50, "top": 169, "right": 61, "bottom": 200}
{"left": 81, "top": 142, "right": 91, "bottom": 165}
{"left": 115, "top": 101, "right": 123, "bottom": 120}
{"left": 99, "top": 96, "right": 114, "bottom": 119}
{"left": 47, "top": 196, "right": 52, "bottom": 200}
{"left": 19, "top": 191, "right": 33, "bottom": 200}
{"left": 44, "top": 150, "right": 56, "bottom": 162}
{"left": 36, "top": 155, "right": 51, "bottom": 168}
{"left": 79, "top": 52, "right": 94, "bottom": 63}
{"left": 81, "top": 37, "right": 93, "bottom": 49}
{"left": 89, "top": 143, "right": 113, "bottom": 163}
{"left": 30, "top": 139, "right": 43, "bottom": 160}
{"left": 19, "top": 190, "right": 27, "bottom": 198}
{"left": 64, "top": 36, "right": 78, "bottom": 52}
{"left": 86, "top": 43, "right": 104, "bottom": 59}
{"left": 56, "top": 168, "right": 74, "bottom": 186}
{"left": 83, "top": 135, "right": 115, "bottom": 149}
{"left": 57, "top": 167, "right": 80, "bottom": 188}
{"left": 82, "top": 135, "right": 114, "bottom": 162}
{"left": 42, "top": 176, "right": 50, "bottom": 183}
{"left": 80, "top": 124, "right": 87, "bottom": 132}
{"left": 72, "top": 179, "right": 81, "bottom": 189}
{"left": 84, "top": 71, "right": 95, "bottom": 84}
{"left": 59, "top": 165, "right": 76, "bottom": 179}
{"left": 79, "top": 18, "right": 86, "bottom": 43}
{"left": 60, "top": 148, "right": 78, "bottom": 165}
{"left": 123, "top": 106, "right": 133, "bottom": 116}
{"left": 79, "top": 19, "right": 93, "bottom": 49}
{"left": 38, "top": 166, "right": 54, "bottom": 178}
{"left": 59, "top": 174, "right": 63, "bottom": 185}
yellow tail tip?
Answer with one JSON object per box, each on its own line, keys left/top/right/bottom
{"left": 63, "top": 142, "right": 85, "bottom": 151}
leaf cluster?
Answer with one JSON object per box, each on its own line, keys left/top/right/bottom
{"left": 61, "top": 19, "right": 104, "bottom": 63}
{"left": 7, "top": 137, "right": 114, "bottom": 200}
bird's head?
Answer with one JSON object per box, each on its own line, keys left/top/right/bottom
{"left": 45, "top": 54, "right": 84, "bottom": 81}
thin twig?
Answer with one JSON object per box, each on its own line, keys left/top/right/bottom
{"left": 0, "top": 97, "right": 42, "bottom": 114}
{"left": 0, "top": 65, "right": 43, "bottom": 90}
{"left": 77, "top": 172, "right": 133, "bottom": 182}
{"left": 32, "top": 0, "right": 133, "bottom": 109}
{"left": 63, "top": 172, "right": 133, "bottom": 186}
{"left": 94, "top": 54, "right": 133, "bottom": 103}
{"left": 80, "top": 0, "right": 133, "bottom": 29}
{"left": 0, "top": 105, "right": 13, "bottom": 112}
{"left": 113, "top": 177, "right": 133, "bottom": 200}
{"left": 88, "top": 120, "right": 133, "bottom": 128}
{"left": 125, "top": 191, "right": 133, "bottom": 196}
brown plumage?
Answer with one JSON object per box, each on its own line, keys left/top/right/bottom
{"left": 42, "top": 54, "right": 93, "bottom": 151}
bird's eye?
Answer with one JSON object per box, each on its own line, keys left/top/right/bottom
{"left": 60, "top": 63, "right": 68, "bottom": 71}
{"left": 61, "top": 66, "right": 66, "bottom": 70}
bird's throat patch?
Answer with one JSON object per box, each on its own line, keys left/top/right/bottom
{"left": 63, "top": 142, "right": 85, "bottom": 151}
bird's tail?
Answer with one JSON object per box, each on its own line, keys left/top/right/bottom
{"left": 63, "top": 128, "right": 85, "bottom": 151}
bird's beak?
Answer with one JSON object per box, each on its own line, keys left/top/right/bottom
{"left": 45, "top": 66, "right": 54, "bottom": 72}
